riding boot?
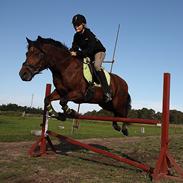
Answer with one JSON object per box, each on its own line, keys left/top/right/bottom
{"left": 97, "top": 70, "right": 112, "bottom": 103}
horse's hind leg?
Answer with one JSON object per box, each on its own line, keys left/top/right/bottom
{"left": 122, "top": 123, "right": 128, "bottom": 136}
{"left": 112, "top": 114, "right": 128, "bottom": 136}
{"left": 112, "top": 97, "right": 129, "bottom": 136}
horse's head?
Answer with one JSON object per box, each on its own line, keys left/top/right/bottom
{"left": 19, "top": 36, "right": 48, "bottom": 81}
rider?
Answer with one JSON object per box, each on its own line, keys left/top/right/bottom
{"left": 70, "top": 14, "right": 112, "bottom": 103}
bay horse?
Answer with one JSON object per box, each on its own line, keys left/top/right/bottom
{"left": 19, "top": 36, "right": 131, "bottom": 135}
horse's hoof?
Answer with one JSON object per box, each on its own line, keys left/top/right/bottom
{"left": 112, "top": 123, "right": 121, "bottom": 131}
{"left": 57, "top": 112, "right": 67, "bottom": 121}
{"left": 122, "top": 128, "right": 129, "bottom": 136}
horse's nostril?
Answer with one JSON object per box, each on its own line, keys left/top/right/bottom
{"left": 19, "top": 70, "right": 23, "bottom": 78}
{"left": 19, "top": 70, "right": 25, "bottom": 78}
{"left": 19, "top": 70, "right": 28, "bottom": 80}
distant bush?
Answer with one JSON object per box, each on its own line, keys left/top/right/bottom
{"left": 84, "top": 108, "right": 183, "bottom": 124}
{"left": 0, "top": 103, "right": 43, "bottom": 115}
{"left": 1, "top": 103, "right": 183, "bottom": 124}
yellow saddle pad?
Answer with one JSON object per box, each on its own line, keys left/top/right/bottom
{"left": 83, "top": 57, "right": 110, "bottom": 87}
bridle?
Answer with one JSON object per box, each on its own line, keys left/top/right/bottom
{"left": 23, "top": 42, "right": 73, "bottom": 76}
{"left": 22, "top": 45, "right": 46, "bottom": 75}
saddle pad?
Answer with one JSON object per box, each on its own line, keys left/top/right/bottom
{"left": 83, "top": 57, "right": 110, "bottom": 87}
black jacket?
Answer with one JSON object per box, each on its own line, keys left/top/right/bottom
{"left": 71, "top": 28, "right": 106, "bottom": 60}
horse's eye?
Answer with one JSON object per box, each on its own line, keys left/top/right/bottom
{"left": 38, "top": 52, "right": 44, "bottom": 59}
{"left": 30, "top": 47, "right": 34, "bottom": 52}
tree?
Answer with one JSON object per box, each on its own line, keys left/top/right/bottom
{"left": 84, "top": 107, "right": 183, "bottom": 124}
{"left": 0, "top": 103, "right": 43, "bottom": 114}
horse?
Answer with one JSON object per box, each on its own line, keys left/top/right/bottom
{"left": 19, "top": 36, "right": 131, "bottom": 136}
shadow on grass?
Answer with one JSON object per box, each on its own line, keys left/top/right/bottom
{"left": 49, "top": 139, "right": 144, "bottom": 173}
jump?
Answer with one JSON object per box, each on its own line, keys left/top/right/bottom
{"left": 19, "top": 36, "right": 131, "bottom": 135}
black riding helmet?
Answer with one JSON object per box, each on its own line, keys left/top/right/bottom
{"left": 72, "top": 14, "right": 86, "bottom": 27}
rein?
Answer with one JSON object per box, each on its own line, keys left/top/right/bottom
{"left": 22, "top": 62, "right": 42, "bottom": 75}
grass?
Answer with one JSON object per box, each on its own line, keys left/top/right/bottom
{"left": 0, "top": 114, "right": 183, "bottom": 183}
{"left": 0, "top": 134, "right": 183, "bottom": 183}
{"left": 0, "top": 115, "right": 183, "bottom": 142}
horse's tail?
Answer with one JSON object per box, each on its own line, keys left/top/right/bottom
{"left": 127, "top": 93, "right": 131, "bottom": 112}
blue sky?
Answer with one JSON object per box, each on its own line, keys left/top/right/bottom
{"left": 0, "top": 0, "right": 183, "bottom": 113}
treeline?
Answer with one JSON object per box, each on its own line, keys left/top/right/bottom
{"left": 0, "top": 103, "right": 43, "bottom": 114}
{"left": 0, "top": 104, "right": 183, "bottom": 124}
{"left": 84, "top": 108, "right": 183, "bottom": 124}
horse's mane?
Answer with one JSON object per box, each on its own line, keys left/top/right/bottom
{"left": 36, "top": 36, "right": 70, "bottom": 54}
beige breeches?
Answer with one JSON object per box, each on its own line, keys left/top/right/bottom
{"left": 94, "top": 52, "right": 106, "bottom": 71}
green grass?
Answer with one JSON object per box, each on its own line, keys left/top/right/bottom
{"left": 0, "top": 115, "right": 183, "bottom": 142}
{"left": 0, "top": 115, "right": 183, "bottom": 183}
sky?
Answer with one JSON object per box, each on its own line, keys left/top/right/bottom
{"left": 0, "top": 0, "right": 183, "bottom": 114}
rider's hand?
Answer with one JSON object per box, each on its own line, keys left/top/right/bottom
{"left": 70, "top": 51, "right": 77, "bottom": 56}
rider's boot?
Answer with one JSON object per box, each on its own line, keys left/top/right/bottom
{"left": 97, "top": 70, "right": 112, "bottom": 103}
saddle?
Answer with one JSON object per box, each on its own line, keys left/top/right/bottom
{"left": 83, "top": 57, "right": 111, "bottom": 87}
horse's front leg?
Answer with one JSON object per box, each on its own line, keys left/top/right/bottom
{"left": 59, "top": 99, "right": 79, "bottom": 119}
{"left": 44, "top": 89, "right": 60, "bottom": 105}
{"left": 59, "top": 91, "right": 82, "bottom": 118}
{"left": 44, "top": 89, "right": 66, "bottom": 120}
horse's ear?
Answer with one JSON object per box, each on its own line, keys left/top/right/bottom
{"left": 26, "top": 37, "right": 32, "bottom": 44}
{"left": 37, "top": 36, "right": 42, "bottom": 41}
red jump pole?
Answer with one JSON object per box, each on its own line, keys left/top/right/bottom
{"left": 28, "top": 73, "right": 183, "bottom": 182}
{"left": 29, "top": 84, "right": 55, "bottom": 156}
{"left": 153, "top": 73, "right": 183, "bottom": 181}
{"left": 76, "top": 115, "right": 159, "bottom": 125}
{"left": 40, "top": 84, "right": 51, "bottom": 155}
{"left": 47, "top": 130, "right": 152, "bottom": 173}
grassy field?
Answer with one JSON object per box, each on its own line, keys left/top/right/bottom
{"left": 0, "top": 115, "right": 183, "bottom": 142}
{"left": 0, "top": 115, "right": 183, "bottom": 183}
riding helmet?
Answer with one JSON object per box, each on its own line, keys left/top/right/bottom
{"left": 72, "top": 14, "right": 86, "bottom": 27}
